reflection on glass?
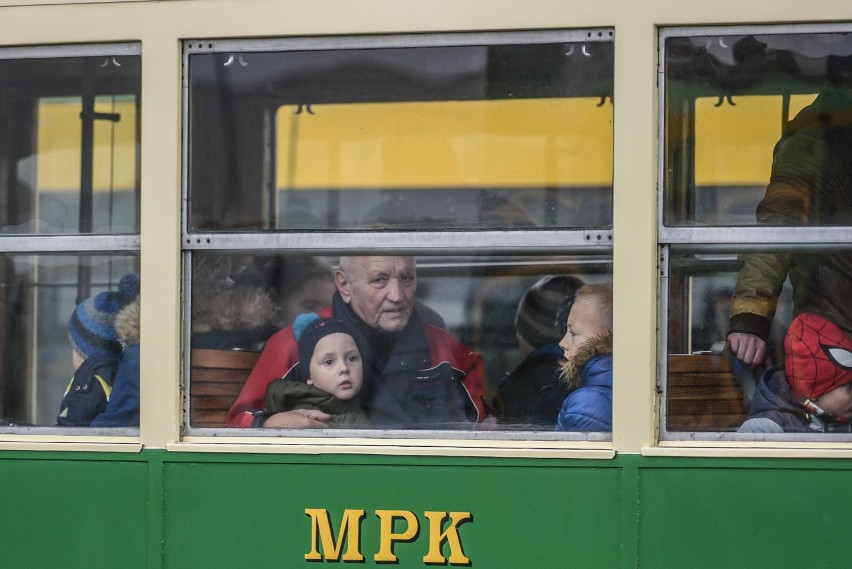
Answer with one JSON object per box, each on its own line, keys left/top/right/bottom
{"left": 187, "top": 253, "right": 613, "bottom": 433}
{"left": 663, "top": 31, "right": 852, "bottom": 227}
{"left": 0, "top": 54, "right": 141, "bottom": 235}
{"left": 0, "top": 255, "right": 139, "bottom": 427}
{"left": 187, "top": 39, "right": 614, "bottom": 231}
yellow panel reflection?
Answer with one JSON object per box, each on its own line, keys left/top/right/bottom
{"left": 695, "top": 93, "right": 818, "bottom": 187}
{"left": 277, "top": 98, "right": 613, "bottom": 189}
{"left": 37, "top": 96, "right": 137, "bottom": 192}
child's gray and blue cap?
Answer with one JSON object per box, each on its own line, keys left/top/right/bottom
{"left": 69, "top": 273, "right": 140, "bottom": 360}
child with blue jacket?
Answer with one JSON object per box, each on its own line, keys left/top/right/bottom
{"left": 555, "top": 282, "right": 613, "bottom": 432}
{"left": 58, "top": 273, "right": 140, "bottom": 427}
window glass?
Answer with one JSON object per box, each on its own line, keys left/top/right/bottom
{"left": 661, "top": 28, "right": 852, "bottom": 437}
{"left": 184, "top": 32, "right": 615, "bottom": 439}
{"left": 186, "top": 36, "right": 613, "bottom": 231}
{"left": 0, "top": 44, "right": 141, "bottom": 434}
{"left": 186, "top": 253, "right": 612, "bottom": 435}
{"left": 663, "top": 31, "right": 852, "bottom": 227}
{"left": 0, "top": 254, "right": 140, "bottom": 429}
{"left": 663, "top": 247, "right": 794, "bottom": 432}
{"left": 0, "top": 54, "right": 140, "bottom": 235}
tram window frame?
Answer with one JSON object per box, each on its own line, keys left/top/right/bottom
{"left": 0, "top": 43, "right": 142, "bottom": 438}
{"left": 181, "top": 31, "right": 618, "bottom": 444}
{"left": 658, "top": 24, "right": 852, "bottom": 442}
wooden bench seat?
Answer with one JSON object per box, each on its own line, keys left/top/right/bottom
{"left": 189, "top": 348, "right": 260, "bottom": 428}
{"left": 666, "top": 353, "right": 749, "bottom": 432}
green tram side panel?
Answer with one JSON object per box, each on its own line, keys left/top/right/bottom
{"left": 0, "top": 456, "right": 148, "bottom": 568}
{"left": 639, "top": 462, "right": 852, "bottom": 568}
{"left": 5, "top": 451, "right": 852, "bottom": 568}
{"left": 162, "top": 457, "right": 623, "bottom": 568}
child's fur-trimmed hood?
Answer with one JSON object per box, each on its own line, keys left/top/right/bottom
{"left": 115, "top": 298, "right": 140, "bottom": 346}
{"left": 560, "top": 332, "right": 613, "bottom": 389}
{"left": 115, "top": 284, "right": 278, "bottom": 347}
{"left": 191, "top": 285, "right": 278, "bottom": 335}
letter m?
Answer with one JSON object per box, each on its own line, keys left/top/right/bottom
{"left": 305, "top": 508, "right": 366, "bottom": 561}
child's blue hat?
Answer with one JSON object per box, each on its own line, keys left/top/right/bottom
{"left": 68, "top": 273, "right": 140, "bottom": 360}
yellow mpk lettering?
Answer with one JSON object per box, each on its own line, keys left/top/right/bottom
{"left": 306, "top": 508, "right": 473, "bottom": 564}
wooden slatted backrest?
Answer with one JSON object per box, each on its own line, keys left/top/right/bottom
{"left": 189, "top": 348, "right": 260, "bottom": 428}
{"left": 666, "top": 353, "right": 748, "bottom": 431}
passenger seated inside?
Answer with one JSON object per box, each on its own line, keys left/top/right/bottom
{"left": 739, "top": 313, "right": 852, "bottom": 433}
{"left": 191, "top": 254, "right": 279, "bottom": 351}
{"left": 263, "top": 313, "right": 371, "bottom": 428}
{"left": 492, "top": 275, "right": 584, "bottom": 429}
{"left": 555, "top": 282, "right": 613, "bottom": 432}
{"left": 226, "top": 256, "right": 487, "bottom": 429}
{"left": 58, "top": 273, "right": 141, "bottom": 427}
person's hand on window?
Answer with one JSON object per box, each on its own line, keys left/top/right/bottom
{"left": 263, "top": 410, "right": 330, "bottom": 428}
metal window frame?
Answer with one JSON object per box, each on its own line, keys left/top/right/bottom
{"left": 0, "top": 42, "right": 140, "bottom": 60}
{"left": 180, "top": 28, "right": 616, "bottom": 242}
{"left": 657, "top": 22, "right": 852, "bottom": 240}
{"left": 0, "top": 42, "right": 142, "bottom": 438}
{"left": 182, "top": 29, "right": 615, "bottom": 58}
{"left": 180, "top": 29, "right": 617, "bottom": 441}
{"left": 657, "top": 23, "right": 852, "bottom": 442}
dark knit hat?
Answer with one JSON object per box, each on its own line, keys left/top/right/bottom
{"left": 516, "top": 275, "right": 585, "bottom": 348}
{"left": 785, "top": 313, "right": 852, "bottom": 401}
{"left": 294, "top": 313, "right": 367, "bottom": 379}
{"left": 69, "top": 273, "right": 140, "bottom": 360}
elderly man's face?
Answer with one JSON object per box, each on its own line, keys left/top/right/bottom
{"left": 336, "top": 256, "right": 416, "bottom": 333}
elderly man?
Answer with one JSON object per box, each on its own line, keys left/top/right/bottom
{"left": 226, "top": 256, "right": 487, "bottom": 428}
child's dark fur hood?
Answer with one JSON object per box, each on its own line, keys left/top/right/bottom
{"left": 191, "top": 285, "right": 279, "bottom": 335}
{"left": 114, "top": 284, "right": 277, "bottom": 347}
{"left": 560, "top": 332, "right": 613, "bottom": 389}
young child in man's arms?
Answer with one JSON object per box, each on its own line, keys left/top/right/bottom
{"left": 263, "top": 313, "right": 371, "bottom": 428}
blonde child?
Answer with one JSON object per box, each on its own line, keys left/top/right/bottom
{"left": 555, "top": 282, "right": 613, "bottom": 432}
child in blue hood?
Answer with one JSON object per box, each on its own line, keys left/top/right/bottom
{"left": 555, "top": 282, "right": 613, "bottom": 432}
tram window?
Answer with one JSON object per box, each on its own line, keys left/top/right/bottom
{"left": 185, "top": 252, "right": 613, "bottom": 435}
{"left": 184, "top": 32, "right": 615, "bottom": 439}
{"left": 662, "top": 31, "right": 852, "bottom": 228}
{"left": 660, "top": 28, "right": 852, "bottom": 437}
{"left": 186, "top": 36, "right": 613, "bottom": 232}
{"left": 0, "top": 44, "right": 141, "bottom": 434}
